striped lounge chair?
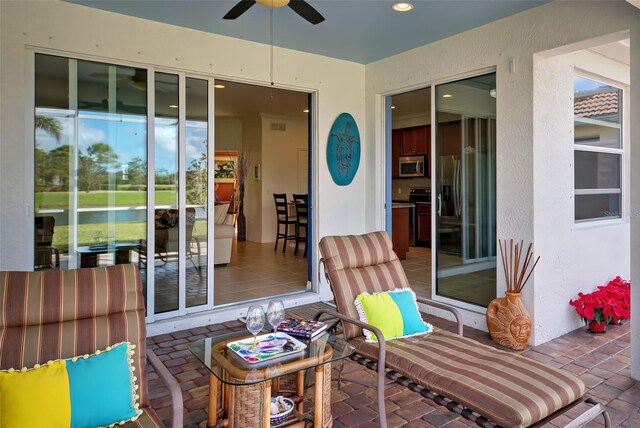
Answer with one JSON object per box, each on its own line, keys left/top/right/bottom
{"left": 0, "top": 264, "right": 183, "bottom": 428}
{"left": 316, "top": 231, "right": 611, "bottom": 428}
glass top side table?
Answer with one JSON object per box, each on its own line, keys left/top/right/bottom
{"left": 190, "top": 330, "right": 354, "bottom": 428}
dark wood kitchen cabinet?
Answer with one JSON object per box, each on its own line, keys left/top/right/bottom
{"left": 401, "top": 126, "right": 429, "bottom": 156}
{"left": 438, "top": 121, "right": 461, "bottom": 157}
{"left": 417, "top": 204, "right": 431, "bottom": 246}
{"left": 391, "top": 125, "right": 431, "bottom": 178}
{"left": 391, "top": 206, "right": 410, "bottom": 259}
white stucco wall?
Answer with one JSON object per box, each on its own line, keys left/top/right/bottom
{"left": 0, "top": 0, "right": 365, "bottom": 306}
{"left": 243, "top": 114, "right": 263, "bottom": 244}
{"left": 533, "top": 49, "right": 630, "bottom": 344}
{"left": 364, "top": 0, "right": 639, "bottom": 347}
{"left": 260, "top": 114, "right": 308, "bottom": 244}
{"left": 214, "top": 117, "right": 242, "bottom": 151}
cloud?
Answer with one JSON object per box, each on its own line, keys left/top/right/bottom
{"left": 155, "top": 124, "right": 178, "bottom": 154}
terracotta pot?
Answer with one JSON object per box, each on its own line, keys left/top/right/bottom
{"left": 486, "top": 291, "right": 532, "bottom": 351}
{"left": 588, "top": 320, "right": 606, "bottom": 334}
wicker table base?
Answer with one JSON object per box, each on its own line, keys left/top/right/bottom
{"left": 207, "top": 362, "right": 332, "bottom": 428}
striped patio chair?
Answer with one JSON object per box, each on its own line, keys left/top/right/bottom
{"left": 0, "top": 264, "right": 183, "bottom": 428}
{"left": 316, "top": 231, "right": 611, "bottom": 428}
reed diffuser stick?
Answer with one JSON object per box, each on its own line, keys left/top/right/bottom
{"left": 499, "top": 239, "right": 540, "bottom": 293}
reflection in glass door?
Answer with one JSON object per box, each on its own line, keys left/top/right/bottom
{"left": 34, "top": 54, "right": 147, "bottom": 272}
{"left": 152, "top": 72, "right": 179, "bottom": 314}
{"left": 151, "top": 75, "right": 210, "bottom": 315}
{"left": 434, "top": 72, "right": 496, "bottom": 307}
{"left": 34, "top": 54, "right": 214, "bottom": 318}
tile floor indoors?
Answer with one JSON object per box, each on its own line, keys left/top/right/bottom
{"left": 151, "top": 238, "right": 309, "bottom": 312}
{"left": 147, "top": 304, "right": 639, "bottom": 428}
{"left": 401, "top": 246, "right": 496, "bottom": 307}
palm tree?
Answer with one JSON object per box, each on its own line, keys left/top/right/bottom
{"left": 35, "top": 115, "right": 62, "bottom": 141}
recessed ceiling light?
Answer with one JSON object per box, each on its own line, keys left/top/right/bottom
{"left": 214, "top": 84, "right": 225, "bottom": 89}
{"left": 392, "top": 2, "right": 414, "bottom": 12}
{"left": 391, "top": 106, "right": 396, "bottom": 109}
{"left": 169, "top": 104, "right": 179, "bottom": 109}
{"left": 303, "top": 109, "right": 309, "bottom": 113}
{"left": 442, "top": 94, "right": 453, "bottom": 98}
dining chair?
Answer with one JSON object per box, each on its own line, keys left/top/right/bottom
{"left": 292, "top": 194, "right": 308, "bottom": 257}
{"left": 273, "top": 193, "right": 297, "bottom": 253}
{"left": 34, "top": 215, "right": 60, "bottom": 270}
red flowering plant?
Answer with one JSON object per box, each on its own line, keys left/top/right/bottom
{"left": 569, "top": 276, "right": 631, "bottom": 333}
{"left": 569, "top": 289, "right": 612, "bottom": 325}
{"left": 598, "top": 276, "right": 631, "bottom": 325}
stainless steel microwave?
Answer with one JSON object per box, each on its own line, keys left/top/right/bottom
{"left": 399, "top": 156, "right": 425, "bottom": 178}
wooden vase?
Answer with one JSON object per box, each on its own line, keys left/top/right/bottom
{"left": 486, "top": 291, "right": 532, "bottom": 351}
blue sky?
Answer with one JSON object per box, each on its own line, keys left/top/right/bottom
{"left": 36, "top": 109, "right": 208, "bottom": 174}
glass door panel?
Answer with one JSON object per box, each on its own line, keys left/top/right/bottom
{"left": 153, "top": 72, "right": 180, "bottom": 314}
{"left": 35, "top": 54, "right": 74, "bottom": 270}
{"left": 434, "top": 73, "right": 496, "bottom": 307}
{"left": 34, "top": 54, "right": 147, "bottom": 272}
{"left": 185, "top": 77, "right": 209, "bottom": 308}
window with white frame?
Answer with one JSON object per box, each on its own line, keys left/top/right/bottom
{"left": 574, "top": 75, "right": 623, "bottom": 222}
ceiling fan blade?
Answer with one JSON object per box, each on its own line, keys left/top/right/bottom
{"left": 223, "top": 0, "right": 257, "bottom": 20}
{"left": 287, "top": 0, "right": 325, "bottom": 25}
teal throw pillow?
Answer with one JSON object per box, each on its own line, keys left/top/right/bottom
{"left": 355, "top": 288, "right": 433, "bottom": 342}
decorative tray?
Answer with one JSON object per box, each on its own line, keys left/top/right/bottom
{"left": 226, "top": 332, "right": 306, "bottom": 364}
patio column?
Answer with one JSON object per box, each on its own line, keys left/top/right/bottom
{"left": 630, "top": 24, "right": 640, "bottom": 381}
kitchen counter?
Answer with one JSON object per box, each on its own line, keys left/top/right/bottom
{"left": 392, "top": 202, "right": 415, "bottom": 209}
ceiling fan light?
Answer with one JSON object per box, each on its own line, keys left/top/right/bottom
{"left": 256, "top": 0, "right": 289, "bottom": 8}
{"left": 393, "top": 2, "right": 414, "bottom": 12}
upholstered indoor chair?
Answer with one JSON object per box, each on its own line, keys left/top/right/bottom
{"left": 316, "top": 231, "right": 611, "bottom": 428}
{"left": 0, "top": 264, "right": 183, "bottom": 427}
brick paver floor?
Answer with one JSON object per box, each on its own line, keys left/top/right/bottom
{"left": 147, "top": 309, "right": 639, "bottom": 427}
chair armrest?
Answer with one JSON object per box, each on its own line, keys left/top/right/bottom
{"left": 314, "top": 307, "right": 388, "bottom": 414}
{"left": 415, "top": 296, "right": 464, "bottom": 336}
{"left": 147, "top": 349, "right": 183, "bottom": 428}
{"left": 223, "top": 213, "right": 235, "bottom": 225}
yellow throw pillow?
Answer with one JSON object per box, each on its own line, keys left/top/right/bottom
{"left": 0, "top": 360, "right": 72, "bottom": 427}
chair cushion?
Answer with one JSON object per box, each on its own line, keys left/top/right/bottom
{"left": 0, "top": 342, "right": 141, "bottom": 428}
{"left": 355, "top": 288, "right": 432, "bottom": 342}
{"left": 319, "top": 232, "right": 411, "bottom": 339}
{"left": 155, "top": 209, "right": 179, "bottom": 229}
{"left": 350, "top": 329, "right": 586, "bottom": 428}
{"left": 0, "top": 265, "right": 149, "bottom": 407}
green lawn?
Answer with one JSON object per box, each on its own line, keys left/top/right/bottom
{"left": 36, "top": 190, "right": 177, "bottom": 209}
{"left": 53, "top": 221, "right": 208, "bottom": 251}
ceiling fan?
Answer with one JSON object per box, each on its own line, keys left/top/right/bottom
{"left": 223, "top": 0, "right": 325, "bottom": 25}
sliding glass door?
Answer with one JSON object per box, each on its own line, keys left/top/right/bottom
{"left": 434, "top": 72, "right": 497, "bottom": 307}
{"left": 34, "top": 53, "right": 213, "bottom": 319}
{"left": 35, "top": 54, "right": 147, "bottom": 271}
